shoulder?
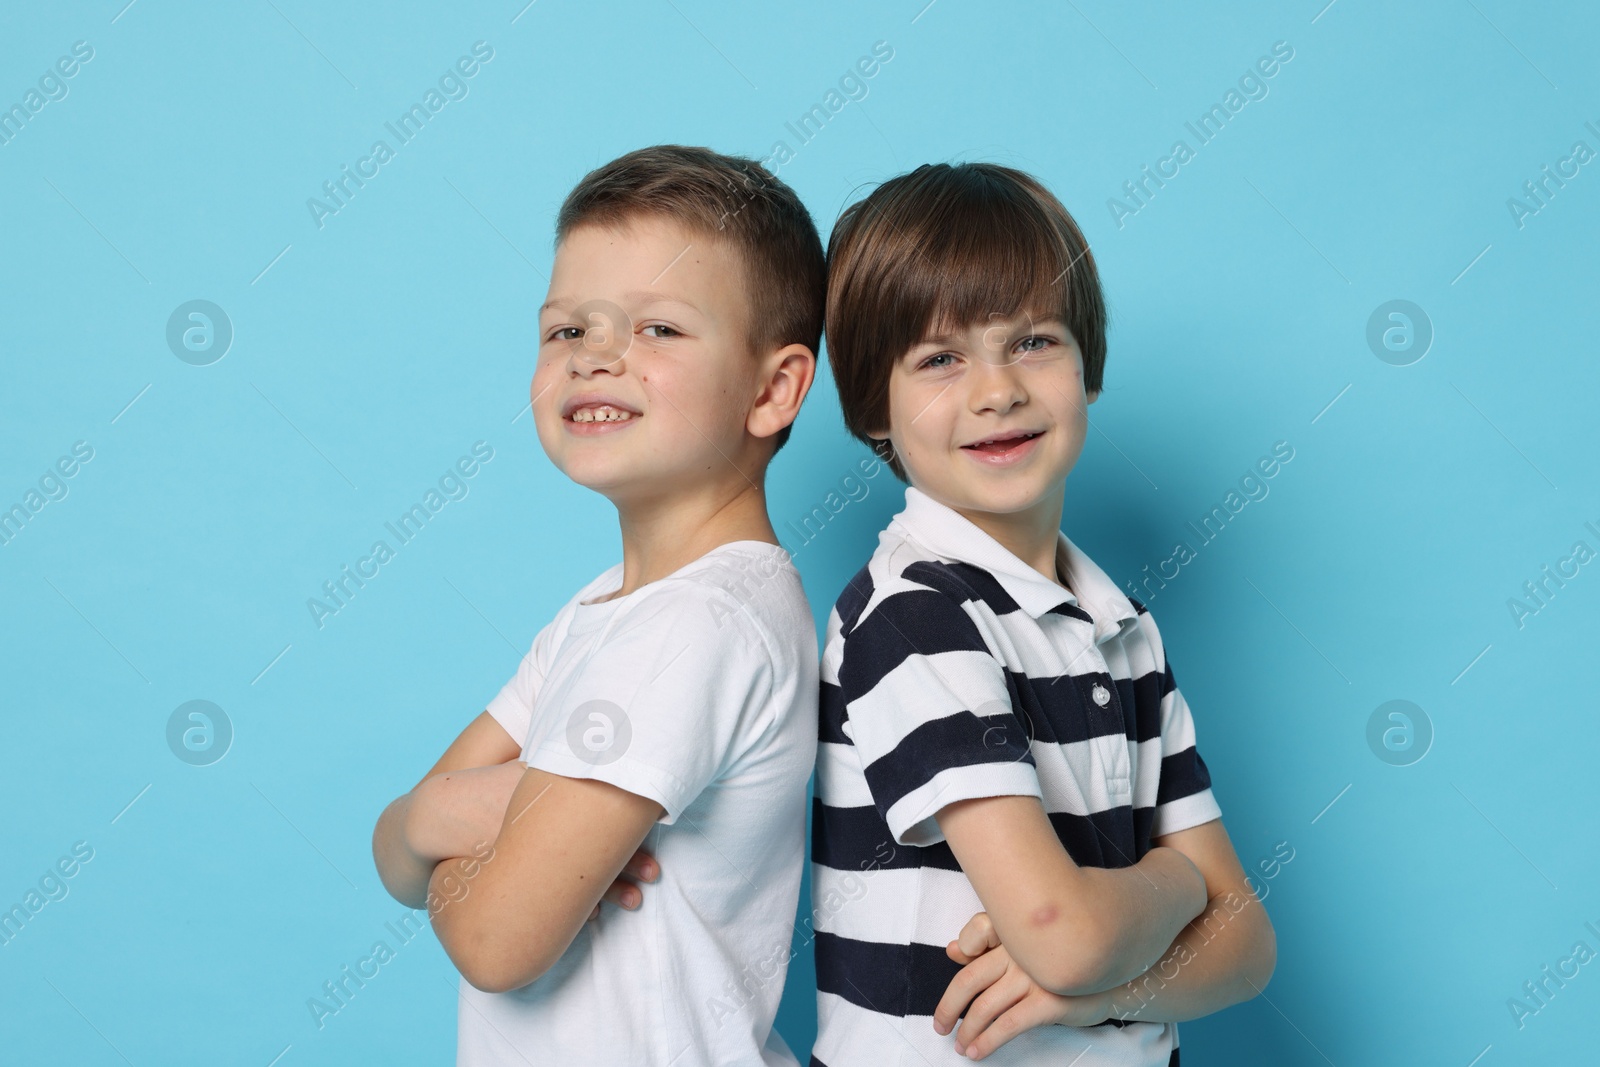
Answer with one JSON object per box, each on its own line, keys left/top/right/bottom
{"left": 566, "top": 561, "right": 624, "bottom": 608}
{"left": 530, "top": 562, "right": 624, "bottom": 648}
{"left": 635, "top": 542, "right": 810, "bottom": 662}
{"left": 830, "top": 558, "right": 999, "bottom": 699}
{"left": 682, "top": 541, "right": 804, "bottom": 597}
{"left": 1120, "top": 593, "right": 1172, "bottom": 678}
{"left": 832, "top": 532, "right": 1000, "bottom": 639}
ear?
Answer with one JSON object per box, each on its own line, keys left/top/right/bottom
{"left": 1086, "top": 388, "right": 1101, "bottom": 404}
{"left": 861, "top": 420, "right": 895, "bottom": 447}
{"left": 748, "top": 343, "right": 817, "bottom": 443}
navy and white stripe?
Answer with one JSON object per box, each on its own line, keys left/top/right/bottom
{"left": 811, "top": 486, "right": 1220, "bottom": 1067}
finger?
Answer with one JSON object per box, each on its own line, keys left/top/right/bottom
{"left": 960, "top": 993, "right": 1061, "bottom": 1061}
{"left": 946, "top": 939, "right": 975, "bottom": 966}
{"left": 955, "top": 912, "right": 998, "bottom": 960}
{"left": 946, "top": 936, "right": 986, "bottom": 966}
{"left": 621, "top": 848, "right": 659, "bottom": 883}
{"left": 932, "top": 950, "right": 1007, "bottom": 1036}
{"left": 600, "top": 876, "right": 643, "bottom": 910}
{"left": 953, "top": 974, "right": 1029, "bottom": 1058}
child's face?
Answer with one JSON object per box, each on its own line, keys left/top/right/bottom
{"left": 877, "top": 311, "right": 1099, "bottom": 519}
{"left": 533, "top": 217, "right": 763, "bottom": 504}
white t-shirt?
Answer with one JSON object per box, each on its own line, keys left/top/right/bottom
{"left": 457, "top": 540, "right": 819, "bottom": 1067}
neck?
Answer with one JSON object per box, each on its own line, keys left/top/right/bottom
{"left": 603, "top": 476, "right": 776, "bottom": 601}
{"left": 950, "top": 483, "right": 1068, "bottom": 589}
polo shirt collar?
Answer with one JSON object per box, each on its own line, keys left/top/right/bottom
{"left": 890, "top": 486, "right": 1139, "bottom": 644}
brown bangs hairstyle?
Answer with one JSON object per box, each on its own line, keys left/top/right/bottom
{"left": 824, "top": 162, "right": 1108, "bottom": 480}
{"left": 555, "top": 145, "right": 826, "bottom": 454}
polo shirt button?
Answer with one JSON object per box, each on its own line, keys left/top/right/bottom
{"left": 1092, "top": 683, "right": 1111, "bottom": 706}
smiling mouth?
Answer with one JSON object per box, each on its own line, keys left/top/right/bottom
{"left": 566, "top": 404, "right": 638, "bottom": 423}
{"left": 964, "top": 431, "right": 1043, "bottom": 453}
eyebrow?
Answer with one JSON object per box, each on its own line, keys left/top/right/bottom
{"left": 539, "top": 290, "right": 701, "bottom": 316}
{"left": 907, "top": 315, "right": 1069, "bottom": 350}
{"left": 909, "top": 329, "right": 961, "bottom": 349}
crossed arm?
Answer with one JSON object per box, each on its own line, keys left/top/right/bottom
{"left": 371, "top": 712, "right": 663, "bottom": 993}
{"left": 1098, "top": 818, "right": 1278, "bottom": 1022}
{"left": 931, "top": 795, "right": 1277, "bottom": 1058}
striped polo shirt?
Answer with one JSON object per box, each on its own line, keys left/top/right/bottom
{"left": 810, "top": 485, "right": 1222, "bottom": 1067}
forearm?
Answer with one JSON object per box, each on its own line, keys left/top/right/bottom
{"left": 430, "top": 768, "right": 660, "bottom": 994}
{"left": 374, "top": 764, "right": 520, "bottom": 910}
{"left": 1046, "top": 846, "right": 1210, "bottom": 995}
{"left": 428, "top": 845, "right": 520, "bottom": 990}
{"left": 1001, "top": 846, "right": 1205, "bottom": 996}
{"left": 1100, "top": 888, "right": 1277, "bottom": 1023}
{"left": 949, "top": 783, "right": 1211, "bottom": 999}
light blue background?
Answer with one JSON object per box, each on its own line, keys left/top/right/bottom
{"left": 3, "top": 0, "right": 1598, "bottom": 1063}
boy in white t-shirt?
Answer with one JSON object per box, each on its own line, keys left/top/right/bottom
{"left": 371, "top": 145, "right": 826, "bottom": 1066}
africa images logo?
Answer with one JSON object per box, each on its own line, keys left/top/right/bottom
{"left": 306, "top": 42, "right": 495, "bottom": 229}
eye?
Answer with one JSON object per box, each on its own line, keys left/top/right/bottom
{"left": 642, "top": 324, "right": 681, "bottom": 339}
{"left": 545, "top": 326, "right": 582, "bottom": 343}
{"left": 916, "top": 352, "right": 957, "bottom": 370}
{"left": 1015, "top": 335, "right": 1053, "bottom": 353}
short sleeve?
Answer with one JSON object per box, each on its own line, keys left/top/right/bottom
{"left": 839, "top": 584, "right": 1043, "bottom": 848}
{"left": 1147, "top": 618, "right": 1223, "bottom": 837}
{"left": 523, "top": 582, "right": 772, "bottom": 824}
{"left": 486, "top": 619, "right": 559, "bottom": 749}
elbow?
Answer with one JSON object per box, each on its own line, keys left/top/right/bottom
{"left": 1016, "top": 899, "right": 1119, "bottom": 997}
{"left": 460, "top": 961, "right": 536, "bottom": 996}
{"left": 430, "top": 863, "right": 569, "bottom": 994}
{"left": 451, "top": 930, "right": 553, "bottom": 994}
{"left": 386, "top": 879, "right": 430, "bottom": 913}
{"left": 1245, "top": 911, "right": 1278, "bottom": 995}
{"left": 371, "top": 797, "right": 426, "bottom": 910}
{"left": 1042, "top": 933, "right": 1120, "bottom": 997}
{"left": 440, "top": 899, "right": 564, "bottom": 994}
{"left": 1209, "top": 895, "right": 1277, "bottom": 1006}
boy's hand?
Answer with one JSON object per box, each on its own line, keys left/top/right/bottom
{"left": 934, "top": 912, "right": 1111, "bottom": 1060}
{"left": 585, "top": 846, "right": 659, "bottom": 922}
{"left": 946, "top": 909, "right": 1002, "bottom": 966}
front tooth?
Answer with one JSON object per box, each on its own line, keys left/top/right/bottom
{"left": 573, "top": 405, "right": 638, "bottom": 422}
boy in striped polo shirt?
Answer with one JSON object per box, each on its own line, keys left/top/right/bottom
{"left": 812, "top": 163, "right": 1276, "bottom": 1065}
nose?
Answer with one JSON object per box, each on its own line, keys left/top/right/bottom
{"left": 569, "top": 343, "right": 623, "bottom": 378}
{"left": 567, "top": 300, "right": 632, "bottom": 376}
{"left": 968, "top": 354, "right": 1028, "bottom": 415}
